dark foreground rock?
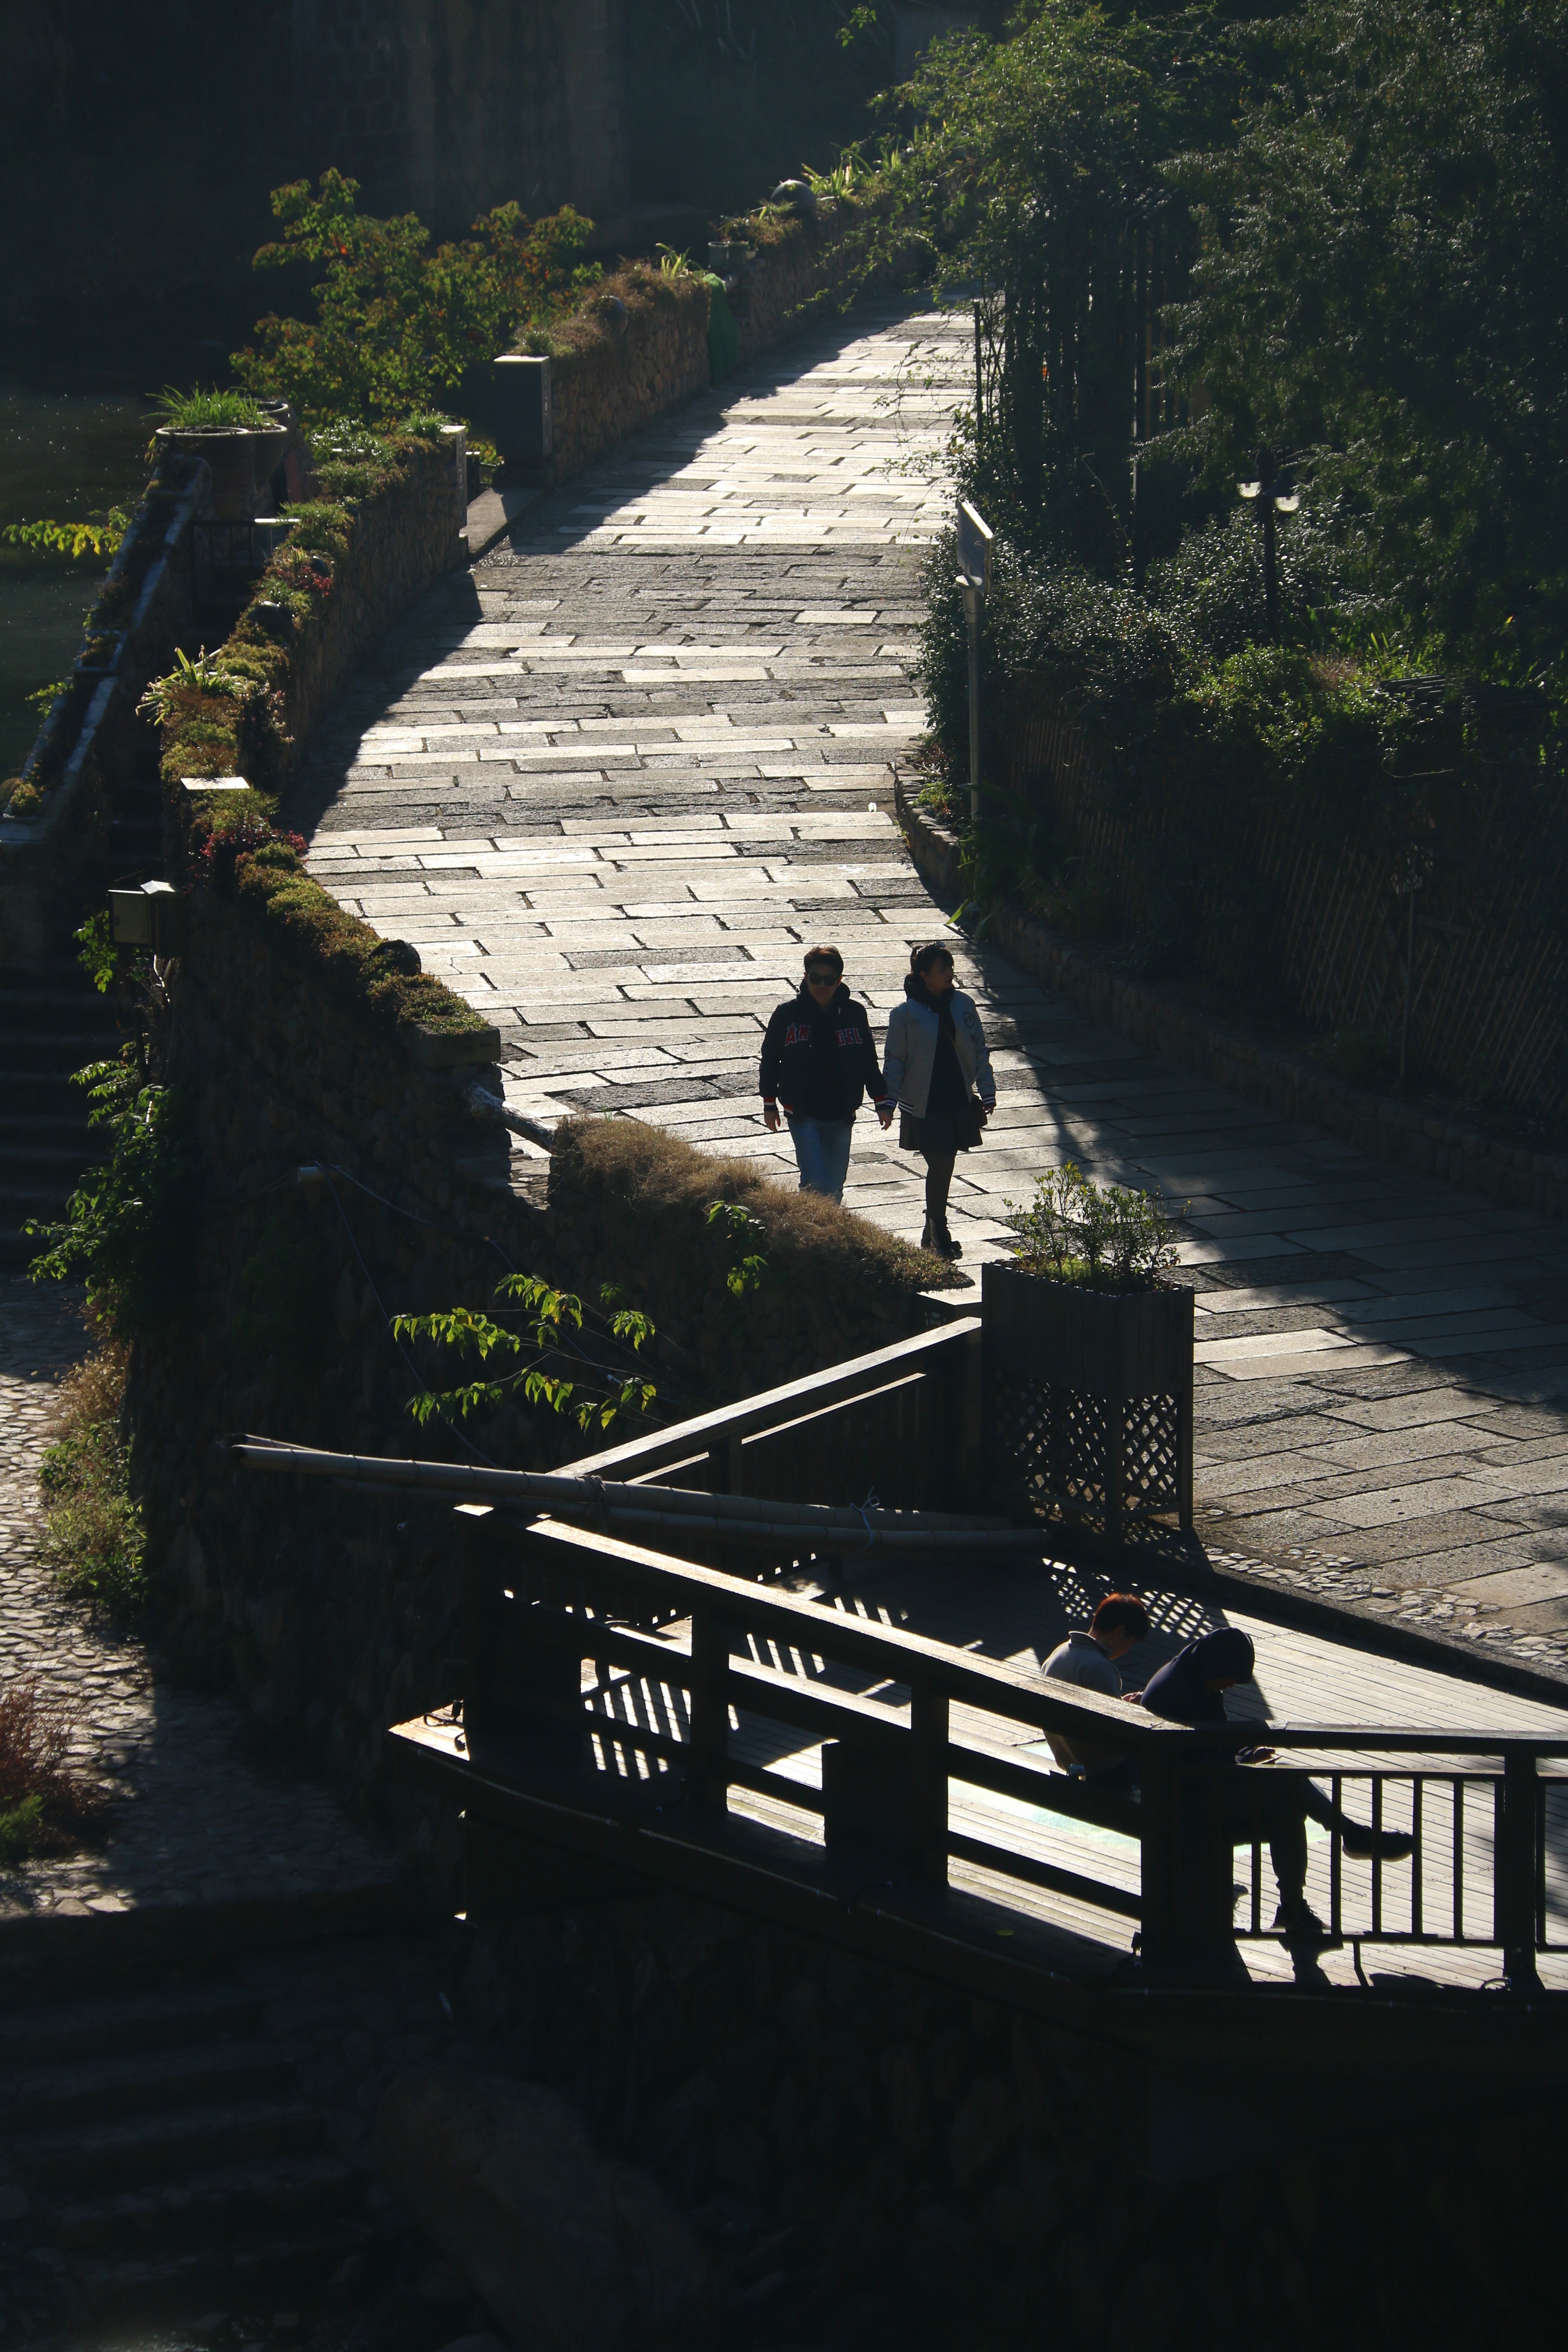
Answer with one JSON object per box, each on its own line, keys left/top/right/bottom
{"left": 376, "top": 2067, "right": 713, "bottom": 2352}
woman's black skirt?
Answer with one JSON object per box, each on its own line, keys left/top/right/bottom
{"left": 899, "top": 1101, "right": 985, "bottom": 1156}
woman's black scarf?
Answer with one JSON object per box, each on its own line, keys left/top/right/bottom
{"left": 905, "top": 969, "right": 956, "bottom": 1040}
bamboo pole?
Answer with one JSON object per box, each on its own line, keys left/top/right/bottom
{"left": 229, "top": 1437, "right": 1041, "bottom": 1553}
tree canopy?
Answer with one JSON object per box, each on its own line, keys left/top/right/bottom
{"left": 1169, "top": 0, "right": 1568, "bottom": 673}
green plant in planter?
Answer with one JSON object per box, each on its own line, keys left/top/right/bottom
{"left": 137, "top": 646, "right": 252, "bottom": 726}
{"left": 153, "top": 386, "right": 271, "bottom": 432}
{"left": 1002, "top": 1162, "right": 1184, "bottom": 1292}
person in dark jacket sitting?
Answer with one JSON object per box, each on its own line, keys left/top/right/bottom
{"left": 760, "top": 946, "right": 892, "bottom": 1202}
{"left": 1141, "top": 1626, "right": 1412, "bottom": 1954}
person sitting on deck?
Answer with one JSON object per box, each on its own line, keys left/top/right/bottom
{"left": 1140, "top": 1625, "right": 1414, "bottom": 1955}
{"left": 1041, "top": 1594, "right": 1151, "bottom": 1788}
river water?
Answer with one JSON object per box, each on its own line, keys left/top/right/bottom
{"left": 0, "top": 385, "right": 155, "bottom": 780}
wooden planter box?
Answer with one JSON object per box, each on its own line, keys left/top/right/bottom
{"left": 981, "top": 1259, "right": 1194, "bottom": 1553}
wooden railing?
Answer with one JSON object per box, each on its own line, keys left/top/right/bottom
{"left": 568, "top": 1314, "right": 985, "bottom": 1525}
{"left": 394, "top": 1508, "right": 1568, "bottom": 1990}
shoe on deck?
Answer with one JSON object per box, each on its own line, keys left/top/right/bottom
{"left": 1272, "top": 1903, "right": 1343, "bottom": 1954}
{"left": 1339, "top": 1826, "right": 1416, "bottom": 1862}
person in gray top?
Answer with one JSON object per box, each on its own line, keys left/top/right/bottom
{"left": 1041, "top": 1594, "right": 1151, "bottom": 1784}
{"left": 882, "top": 942, "right": 996, "bottom": 1259}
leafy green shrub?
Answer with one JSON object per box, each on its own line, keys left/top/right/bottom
{"left": 1147, "top": 507, "right": 1357, "bottom": 661}
{"left": 2, "top": 509, "right": 131, "bottom": 560}
{"left": 27, "top": 1054, "right": 195, "bottom": 1335}
{"left": 231, "top": 169, "right": 600, "bottom": 424}
{"left": 229, "top": 841, "right": 491, "bottom": 1038}
{"left": 39, "top": 1422, "right": 147, "bottom": 1612}
{"left": 1002, "top": 1163, "right": 1185, "bottom": 1292}
{"left": 395, "top": 1273, "right": 658, "bottom": 1439}
{"left": 0, "top": 1796, "right": 46, "bottom": 1866}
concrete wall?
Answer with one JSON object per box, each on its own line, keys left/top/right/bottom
{"left": 291, "top": 0, "right": 629, "bottom": 229}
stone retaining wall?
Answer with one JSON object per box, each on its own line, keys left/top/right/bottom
{"left": 896, "top": 778, "right": 1568, "bottom": 1225}
{"left": 131, "top": 888, "right": 932, "bottom": 1799}
{"left": 0, "top": 456, "right": 209, "bottom": 960}
{"left": 451, "top": 1880, "right": 1562, "bottom": 2350}
{"left": 542, "top": 273, "right": 713, "bottom": 485}
{"left": 262, "top": 441, "right": 467, "bottom": 788}
{"left": 521, "top": 199, "right": 897, "bottom": 490}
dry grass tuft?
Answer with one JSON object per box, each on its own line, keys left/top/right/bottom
{"left": 559, "top": 1115, "right": 950, "bottom": 1292}
{"left": 0, "top": 1675, "right": 104, "bottom": 1863}
{"left": 53, "top": 1335, "right": 132, "bottom": 1433}
{"left": 39, "top": 1335, "right": 147, "bottom": 1615}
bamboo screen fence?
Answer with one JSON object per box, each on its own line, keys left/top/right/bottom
{"left": 1011, "top": 694, "right": 1568, "bottom": 1123}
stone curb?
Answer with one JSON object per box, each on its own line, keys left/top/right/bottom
{"left": 1196, "top": 1547, "right": 1568, "bottom": 1703}
{"left": 893, "top": 776, "right": 1568, "bottom": 1227}
{"left": 0, "top": 1878, "right": 420, "bottom": 1995}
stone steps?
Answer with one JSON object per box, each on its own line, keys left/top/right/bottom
{"left": 53, "top": 2147, "right": 362, "bottom": 2254}
{"left": 0, "top": 1966, "right": 375, "bottom": 2320}
{"left": 0, "top": 964, "right": 118, "bottom": 1268}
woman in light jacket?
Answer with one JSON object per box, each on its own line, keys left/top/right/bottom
{"left": 882, "top": 941, "right": 995, "bottom": 1258}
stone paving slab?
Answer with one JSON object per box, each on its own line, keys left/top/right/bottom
{"left": 0, "top": 1280, "right": 403, "bottom": 1931}
{"left": 291, "top": 299, "right": 1568, "bottom": 1685}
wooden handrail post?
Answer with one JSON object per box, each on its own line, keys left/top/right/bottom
{"left": 1176, "top": 1285, "right": 1195, "bottom": 1534}
{"left": 911, "top": 1681, "right": 951, "bottom": 1891}
{"left": 934, "top": 1325, "right": 984, "bottom": 1510}
{"left": 1136, "top": 1745, "right": 1237, "bottom": 1973}
{"left": 1494, "top": 1748, "right": 1542, "bottom": 1993}
{"left": 456, "top": 1503, "right": 498, "bottom": 1755}
{"left": 823, "top": 1679, "right": 949, "bottom": 1891}
{"left": 685, "top": 1603, "right": 733, "bottom": 1815}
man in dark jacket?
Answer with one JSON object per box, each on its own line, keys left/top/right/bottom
{"left": 1142, "top": 1626, "right": 1412, "bottom": 1955}
{"left": 760, "top": 946, "right": 892, "bottom": 1201}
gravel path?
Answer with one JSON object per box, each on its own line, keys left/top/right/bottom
{"left": 0, "top": 1277, "right": 402, "bottom": 1929}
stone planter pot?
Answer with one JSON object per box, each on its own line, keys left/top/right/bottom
{"left": 154, "top": 426, "right": 289, "bottom": 520}
{"left": 981, "top": 1258, "right": 1194, "bottom": 1554}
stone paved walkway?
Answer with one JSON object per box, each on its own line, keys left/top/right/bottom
{"left": 297, "top": 300, "right": 1568, "bottom": 1683}
{"left": 0, "top": 1278, "right": 401, "bottom": 1929}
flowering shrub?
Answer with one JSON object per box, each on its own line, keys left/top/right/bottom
{"left": 199, "top": 818, "right": 309, "bottom": 891}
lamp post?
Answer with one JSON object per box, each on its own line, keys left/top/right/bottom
{"left": 1237, "top": 447, "right": 1300, "bottom": 641}
{"left": 1392, "top": 840, "right": 1433, "bottom": 1088}
{"left": 956, "top": 499, "right": 993, "bottom": 824}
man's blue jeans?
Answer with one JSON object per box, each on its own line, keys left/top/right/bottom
{"left": 786, "top": 1115, "right": 854, "bottom": 1203}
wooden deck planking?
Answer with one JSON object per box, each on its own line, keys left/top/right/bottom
{"left": 575, "top": 1547, "right": 1568, "bottom": 1984}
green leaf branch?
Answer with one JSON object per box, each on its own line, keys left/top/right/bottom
{"left": 392, "top": 1272, "right": 657, "bottom": 1437}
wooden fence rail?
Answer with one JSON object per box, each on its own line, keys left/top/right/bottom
{"left": 389, "top": 1509, "right": 1568, "bottom": 1989}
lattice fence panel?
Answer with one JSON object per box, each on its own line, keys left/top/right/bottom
{"left": 992, "top": 1376, "right": 1182, "bottom": 1531}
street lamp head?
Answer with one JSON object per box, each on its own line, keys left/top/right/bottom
{"left": 1237, "top": 480, "right": 1262, "bottom": 499}
{"left": 1274, "top": 491, "right": 1300, "bottom": 513}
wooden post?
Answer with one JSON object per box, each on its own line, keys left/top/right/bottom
{"left": 1103, "top": 1390, "right": 1125, "bottom": 1559}
{"left": 910, "top": 1681, "right": 951, "bottom": 1891}
{"left": 1137, "top": 1744, "right": 1237, "bottom": 1972}
{"left": 1494, "top": 1749, "right": 1542, "bottom": 1992}
{"left": 685, "top": 1603, "right": 732, "bottom": 1815}
{"left": 823, "top": 1684, "right": 949, "bottom": 1891}
{"left": 1176, "top": 1284, "right": 1195, "bottom": 1534}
